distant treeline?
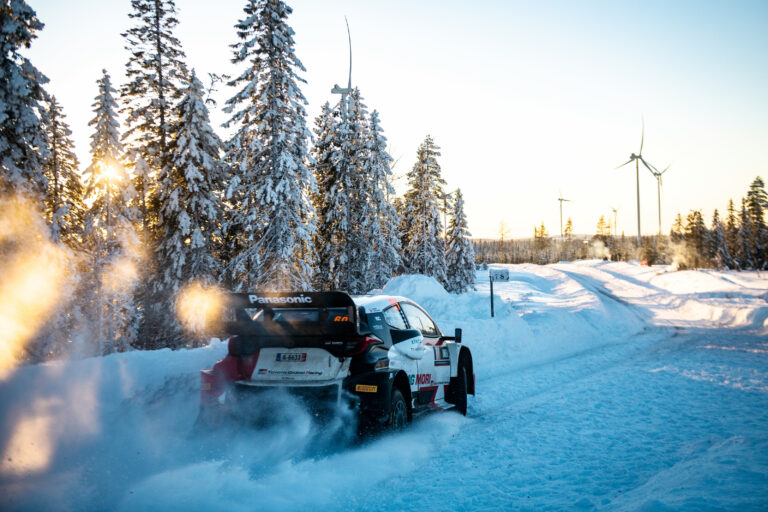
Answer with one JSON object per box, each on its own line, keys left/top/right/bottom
{"left": 474, "top": 176, "right": 768, "bottom": 271}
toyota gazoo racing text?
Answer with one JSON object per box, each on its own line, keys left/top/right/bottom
{"left": 198, "top": 291, "right": 475, "bottom": 432}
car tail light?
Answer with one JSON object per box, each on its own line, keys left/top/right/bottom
{"left": 348, "top": 336, "right": 382, "bottom": 355}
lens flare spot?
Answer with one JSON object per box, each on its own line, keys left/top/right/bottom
{"left": 0, "top": 196, "right": 68, "bottom": 379}
{"left": 176, "top": 282, "right": 225, "bottom": 334}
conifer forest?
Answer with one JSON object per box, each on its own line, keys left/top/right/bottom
{"left": 0, "top": 0, "right": 476, "bottom": 361}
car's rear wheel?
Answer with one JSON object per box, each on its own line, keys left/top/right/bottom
{"left": 451, "top": 365, "right": 468, "bottom": 416}
{"left": 388, "top": 388, "right": 408, "bottom": 430}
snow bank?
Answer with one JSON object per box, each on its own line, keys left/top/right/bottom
{"left": 2, "top": 262, "right": 766, "bottom": 511}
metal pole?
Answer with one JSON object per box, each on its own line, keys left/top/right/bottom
{"left": 657, "top": 179, "right": 662, "bottom": 236}
{"left": 490, "top": 274, "right": 494, "bottom": 318}
{"left": 635, "top": 158, "right": 641, "bottom": 247}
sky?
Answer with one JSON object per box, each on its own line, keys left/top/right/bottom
{"left": 26, "top": 0, "right": 768, "bottom": 239}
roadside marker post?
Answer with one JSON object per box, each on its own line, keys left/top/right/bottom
{"left": 489, "top": 269, "right": 510, "bottom": 318}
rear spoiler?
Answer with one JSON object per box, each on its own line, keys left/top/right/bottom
{"left": 219, "top": 291, "right": 360, "bottom": 341}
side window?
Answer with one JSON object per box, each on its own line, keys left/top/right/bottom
{"left": 383, "top": 305, "right": 407, "bottom": 330}
{"left": 401, "top": 303, "right": 439, "bottom": 338}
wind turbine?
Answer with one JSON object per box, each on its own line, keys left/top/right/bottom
{"left": 331, "top": 16, "right": 353, "bottom": 119}
{"left": 648, "top": 164, "right": 671, "bottom": 236}
{"left": 558, "top": 189, "right": 571, "bottom": 239}
{"left": 615, "top": 118, "right": 659, "bottom": 247}
{"left": 610, "top": 206, "right": 619, "bottom": 237}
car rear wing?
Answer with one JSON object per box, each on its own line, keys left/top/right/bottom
{"left": 218, "top": 291, "right": 363, "bottom": 355}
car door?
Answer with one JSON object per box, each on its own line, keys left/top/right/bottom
{"left": 382, "top": 303, "right": 420, "bottom": 388}
{"left": 400, "top": 302, "right": 450, "bottom": 409}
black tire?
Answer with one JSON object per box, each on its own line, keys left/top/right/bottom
{"left": 388, "top": 388, "right": 408, "bottom": 430}
{"left": 451, "top": 365, "right": 468, "bottom": 416}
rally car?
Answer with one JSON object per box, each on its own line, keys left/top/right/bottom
{"left": 198, "top": 291, "right": 474, "bottom": 433}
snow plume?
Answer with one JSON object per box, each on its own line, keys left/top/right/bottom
{"left": 668, "top": 241, "right": 696, "bottom": 271}
{"left": 0, "top": 195, "right": 69, "bottom": 378}
{"left": 588, "top": 239, "right": 611, "bottom": 260}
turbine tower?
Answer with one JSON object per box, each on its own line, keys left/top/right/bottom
{"left": 558, "top": 189, "right": 571, "bottom": 239}
{"left": 610, "top": 206, "right": 619, "bottom": 237}
{"left": 648, "top": 164, "right": 671, "bottom": 236}
{"left": 331, "top": 17, "right": 353, "bottom": 119}
{"left": 615, "top": 118, "right": 658, "bottom": 247}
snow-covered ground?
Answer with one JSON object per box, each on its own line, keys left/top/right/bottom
{"left": 1, "top": 261, "right": 767, "bottom": 511}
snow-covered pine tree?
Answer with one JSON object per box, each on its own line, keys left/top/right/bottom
{"left": 684, "top": 209, "right": 707, "bottom": 268}
{"left": 724, "top": 199, "right": 739, "bottom": 269}
{"left": 224, "top": 0, "right": 316, "bottom": 291}
{"left": 82, "top": 71, "right": 139, "bottom": 355}
{"left": 403, "top": 135, "right": 447, "bottom": 282}
{"left": 670, "top": 213, "right": 684, "bottom": 243}
{"left": 445, "top": 188, "right": 475, "bottom": 293}
{"left": 154, "top": 70, "right": 224, "bottom": 347}
{"left": 310, "top": 102, "right": 338, "bottom": 289}
{"left": 0, "top": 0, "right": 49, "bottom": 198}
{"left": 746, "top": 176, "right": 767, "bottom": 269}
{"left": 120, "top": 0, "right": 187, "bottom": 187}
{"left": 366, "top": 109, "right": 401, "bottom": 289}
{"left": 120, "top": 0, "right": 188, "bottom": 347}
{"left": 736, "top": 199, "right": 754, "bottom": 270}
{"left": 41, "top": 96, "right": 84, "bottom": 247}
{"left": 708, "top": 209, "right": 730, "bottom": 269}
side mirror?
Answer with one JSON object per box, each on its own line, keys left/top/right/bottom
{"left": 455, "top": 328, "right": 462, "bottom": 343}
{"left": 391, "top": 329, "right": 425, "bottom": 360}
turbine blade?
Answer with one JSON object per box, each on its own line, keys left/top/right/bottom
{"left": 660, "top": 164, "right": 671, "bottom": 175}
{"left": 615, "top": 159, "right": 633, "bottom": 169}
{"left": 639, "top": 116, "right": 645, "bottom": 155}
{"left": 640, "top": 157, "right": 657, "bottom": 174}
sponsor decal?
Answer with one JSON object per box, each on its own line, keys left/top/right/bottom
{"left": 409, "top": 374, "right": 415, "bottom": 385}
{"left": 333, "top": 315, "right": 349, "bottom": 322}
{"left": 434, "top": 360, "right": 450, "bottom": 366}
{"left": 248, "top": 294, "right": 313, "bottom": 305}
{"left": 258, "top": 368, "right": 268, "bottom": 374}
{"left": 355, "top": 384, "right": 378, "bottom": 393}
{"left": 201, "top": 382, "right": 211, "bottom": 391}
{"left": 262, "top": 369, "right": 323, "bottom": 376}
{"left": 415, "top": 373, "right": 432, "bottom": 385}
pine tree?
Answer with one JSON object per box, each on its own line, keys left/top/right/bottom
{"left": 0, "top": 0, "right": 49, "bottom": 198}
{"left": 366, "top": 109, "right": 401, "bottom": 289}
{"left": 403, "top": 135, "right": 446, "bottom": 282}
{"left": 120, "top": 0, "right": 187, "bottom": 183}
{"left": 445, "top": 189, "right": 475, "bottom": 293}
{"left": 154, "top": 70, "right": 224, "bottom": 347}
{"left": 321, "top": 88, "right": 373, "bottom": 293}
{"left": 85, "top": 70, "right": 124, "bottom": 190}
{"left": 684, "top": 210, "right": 707, "bottom": 268}
{"left": 121, "top": 0, "right": 188, "bottom": 348}
{"left": 41, "top": 96, "right": 84, "bottom": 247}
{"left": 746, "top": 176, "right": 767, "bottom": 269}
{"left": 724, "top": 199, "right": 739, "bottom": 269}
{"left": 310, "top": 102, "right": 337, "bottom": 288}
{"left": 595, "top": 215, "right": 610, "bottom": 240}
{"left": 82, "top": 72, "right": 138, "bottom": 355}
{"left": 708, "top": 209, "right": 730, "bottom": 269}
{"left": 564, "top": 217, "right": 573, "bottom": 240}
{"left": 670, "top": 213, "right": 685, "bottom": 243}
{"left": 224, "top": 0, "right": 316, "bottom": 290}
{"left": 736, "top": 198, "right": 754, "bottom": 269}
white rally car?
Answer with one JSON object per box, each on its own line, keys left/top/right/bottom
{"left": 199, "top": 291, "right": 475, "bottom": 432}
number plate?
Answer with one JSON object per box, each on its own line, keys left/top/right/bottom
{"left": 275, "top": 352, "right": 307, "bottom": 362}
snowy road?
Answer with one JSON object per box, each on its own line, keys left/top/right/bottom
{"left": 1, "top": 261, "right": 767, "bottom": 511}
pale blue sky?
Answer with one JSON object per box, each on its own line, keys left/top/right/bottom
{"left": 28, "top": 0, "right": 768, "bottom": 238}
